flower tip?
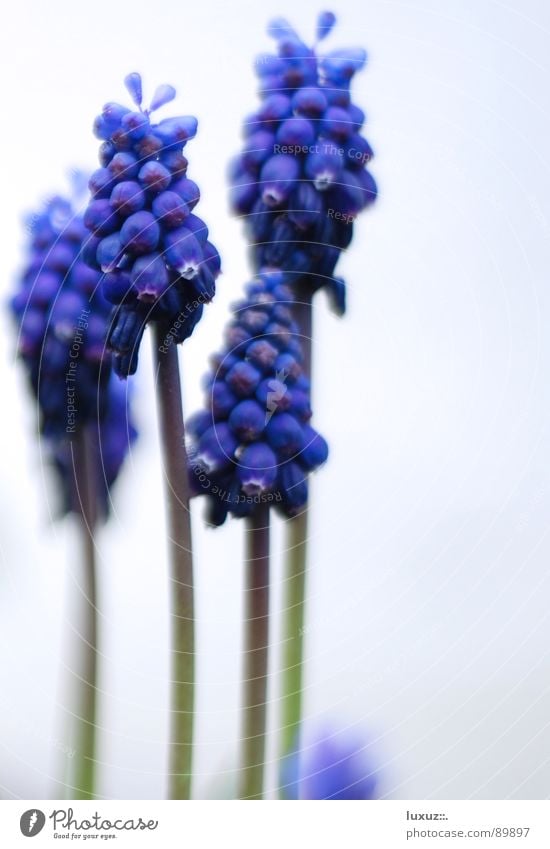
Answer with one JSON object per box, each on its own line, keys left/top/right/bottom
{"left": 149, "top": 83, "right": 177, "bottom": 113}
{"left": 316, "top": 10, "right": 337, "bottom": 41}
{"left": 124, "top": 72, "right": 143, "bottom": 107}
{"left": 267, "top": 16, "right": 296, "bottom": 41}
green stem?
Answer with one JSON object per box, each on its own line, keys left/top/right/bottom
{"left": 73, "top": 428, "right": 99, "bottom": 801}
{"left": 152, "top": 324, "right": 195, "bottom": 801}
{"left": 279, "top": 509, "right": 308, "bottom": 765}
{"left": 240, "top": 504, "right": 270, "bottom": 800}
{"left": 279, "top": 285, "right": 313, "bottom": 797}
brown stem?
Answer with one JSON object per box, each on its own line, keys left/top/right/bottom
{"left": 152, "top": 324, "right": 195, "bottom": 800}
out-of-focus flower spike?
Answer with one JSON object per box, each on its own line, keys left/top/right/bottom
{"left": 9, "top": 178, "right": 138, "bottom": 513}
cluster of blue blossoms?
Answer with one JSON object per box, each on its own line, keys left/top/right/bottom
{"left": 229, "top": 12, "right": 376, "bottom": 312}
{"left": 84, "top": 74, "right": 221, "bottom": 377}
{"left": 187, "top": 272, "right": 328, "bottom": 525}
{"left": 10, "top": 187, "right": 137, "bottom": 514}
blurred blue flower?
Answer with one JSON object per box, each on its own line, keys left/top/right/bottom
{"left": 281, "top": 728, "right": 380, "bottom": 800}
{"left": 229, "top": 11, "right": 376, "bottom": 314}
{"left": 10, "top": 179, "right": 137, "bottom": 514}
{"left": 186, "top": 272, "right": 328, "bottom": 525}
{"left": 83, "top": 74, "right": 221, "bottom": 376}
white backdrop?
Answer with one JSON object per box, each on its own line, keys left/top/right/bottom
{"left": 1, "top": 0, "right": 550, "bottom": 799}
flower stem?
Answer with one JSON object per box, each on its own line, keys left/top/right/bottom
{"left": 152, "top": 324, "right": 195, "bottom": 801}
{"left": 73, "top": 427, "right": 99, "bottom": 801}
{"left": 279, "top": 509, "right": 308, "bottom": 764}
{"left": 240, "top": 504, "right": 270, "bottom": 800}
{"left": 279, "top": 285, "right": 313, "bottom": 796}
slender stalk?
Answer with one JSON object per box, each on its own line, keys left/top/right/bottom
{"left": 240, "top": 504, "right": 270, "bottom": 799}
{"left": 152, "top": 323, "right": 195, "bottom": 801}
{"left": 279, "top": 284, "right": 313, "bottom": 796}
{"left": 73, "top": 427, "right": 99, "bottom": 800}
{"left": 279, "top": 509, "right": 308, "bottom": 759}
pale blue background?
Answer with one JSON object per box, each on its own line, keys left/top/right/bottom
{"left": 1, "top": 0, "right": 549, "bottom": 799}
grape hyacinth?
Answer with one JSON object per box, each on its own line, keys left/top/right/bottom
{"left": 229, "top": 11, "right": 376, "bottom": 312}
{"left": 84, "top": 73, "right": 221, "bottom": 376}
{"left": 187, "top": 272, "right": 328, "bottom": 526}
{"left": 281, "top": 729, "right": 380, "bottom": 800}
{"left": 10, "top": 182, "right": 138, "bottom": 800}
{"left": 10, "top": 187, "right": 137, "bottom": 511}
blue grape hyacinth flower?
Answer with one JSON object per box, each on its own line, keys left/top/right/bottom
{"left": 10, "top": 182, "right": 137, "bottom": 514}
{"left": 186, "top": 272, "right": 328, "bottom": 525}
{"left": 84, "top": 74, "right": 221, "bottom": 377}
{"left": 281, "top": 728, "right": 380, "bottom": 800}
{"left": 229, "top": 11, "right": 376, "bottom": 315}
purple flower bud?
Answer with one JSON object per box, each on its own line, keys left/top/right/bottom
{"left": 304, "top": 149, "right": 343, "bottom": 190}
{"left": 287, "top": 182, "right": 324, "bottom": 230}
{"left": 124, "top": 72, "right": 143, "bottom": 107}
{"left": 187, "top": 409, "right": 213, "bottom": 440}
{"left": 161, "top": 151, "right": 188, "bottom": 176}
{"left": 322, "top": 106, "right": 354, "bottom": 140}
{"left": 152, "top": 191, "right": 189, "bottom": 228}
{"left": 196, "top": 423, "right": 237, "bottom": 472}
{"left": 256, "top": 377, "right": 291, "bottom": 413}
{"left": 89, "top": 167, "right": 116, "bottom": 198}
{"left": 278, "top": 461, "right": 308, "bottom": 513}
{"left": 82, "top": 234, "right": 102, "bottom": 270}
{"left": 292, "top": 86, "right": 328, "bottom": 117}
{"left": 154, "top": 116, "right": 198, "bottom": 149}
{"left": 299, "top": 425, "right": 328, "bottom": 468}
{"left": 320, "top": 48, "right": 367, "bottom": 82}
{"left": 130, "top": 252, "right": 169, "bottom": 300}
{"left": 163, "top": 227, "right": 202, "bottom": 277}
{"left": 120, "top": 210, "right": 161, "bottom": 254}
{"left": 109, "top": 151, "right": 140, "bottom": 180}
{"left": 99, "top": 140, "right": 117, "bottom": 166}
{"left": 237, "top": 443, "right": 278, "bottom": 495}
{"left": 260, "top": 154, "right": 300, "bottom": 207}
{"left": 102, "top": 271, "right": 135, "bottom": 304}
{"left": 136, "top": 133, "right": 164, "bottom": 159}
{"left": 211, "top": 381, "right": 238, "bottom": 418}
{"left": 110, "top": 180, "right": 146, "bottom": 216}
{"left": 246, "top": 338, "right": 279, "bottom": 371}
{"left": 316, "top": 11, "right": 337, "bottom": 42}
{"left": 121, "top": 111, "right": 150, "bottom": 140}
{"left": 149, "top": 83, "right": 176, "bottom": 112}
{"left": 257, "top": 93, "right": 292, "bottom": 122}
{"left": 276, "top": 117, "right": 315, "bottom": 148}
{"left": 225, "top": 361, "right": 262, "bottom": 397}
{"left": 229, "top": 399, "right": 266, "bottom": 442}
{"left": 138, "top": 161, "right": 172, "bottom": 193}
{"left": 171, "top": 177, "right": 200, "bottom": 209}
{"left": 242, "top": 131, "right": 276, "bottom": 169}
{"left": 84, "top": 199, "right": 119, "bottom": 236}
{"left": 266, "top": 412, "right": 304, "bottom": 457}
{"left": 288, "top": 389, "right": 312, "bottom": 422}
{"left": 96, "top": 232, "right": 124, "bottom": 272}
